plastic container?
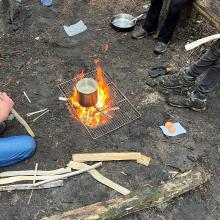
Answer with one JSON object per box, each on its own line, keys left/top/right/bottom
{"left": 41, "top": 0, "right": 52, "bottom": 6}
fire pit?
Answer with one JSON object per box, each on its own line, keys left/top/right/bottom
{"left": 58, "top": 60, "right": 141, "bottom": 139}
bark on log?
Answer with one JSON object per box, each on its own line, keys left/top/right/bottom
{"left": 42, "top": 167, "right": 209, "bottom": 220}
{"left": 194, "top": 0, "right": 220, "bottom": 32}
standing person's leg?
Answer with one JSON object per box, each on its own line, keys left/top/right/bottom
{"left": 143, "top": 0, "right": 164, "bottom": 33}
{"left": 186, "top": 39, "right": 220, "bottom": 78}
{"left": 0, "top": 136, "right": 36, "bottom": 167}
{"left": 194, "top": 62, "right": 220, "bottom": 100}
{"left": 132, "top": 0, "right": 163, "bottom": 39}
{"left": 166, "top": 62, "right": 220, "bottom": 111}
{"left": 154, "top": 0, "right": 190, "bottom": 53}
{"left": 160, "top": 40, "right": 220, "bottom": 88}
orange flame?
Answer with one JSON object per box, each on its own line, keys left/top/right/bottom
{"left": 69, "top": 59, "right": 111, "bottom": 128}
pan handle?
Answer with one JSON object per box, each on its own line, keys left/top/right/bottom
{"left": 132, "top": 14, "right": 145, "bottom": 22}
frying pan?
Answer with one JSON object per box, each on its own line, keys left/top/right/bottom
{"left": 111, "top": 13, "right": 145, "bottom": 32}
{"left": 76, "top": 78, "right": 112, "bottom": 119}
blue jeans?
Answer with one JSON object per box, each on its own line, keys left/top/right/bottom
{"left": 0, "top": 136, "right": 36, "bottom": 167}
{"left": 187, "top": 39, "right": 220, "bottom": 100}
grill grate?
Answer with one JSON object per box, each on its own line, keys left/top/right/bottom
{"left": 58, "top": 71, "right": 141, "bottom": 139}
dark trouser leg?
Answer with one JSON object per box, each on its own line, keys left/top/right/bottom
{"left": 143, "top": 0, "right": 164, "bottom": 33}
{"left": 158, "top": 0, "right": 189, "bottom": 43}
{"left": 187, "top": 40, "right": 220, "bottom": 78}
{"left": 187, "top": 40, "right": 220, "bottom": 99}
{"left": 194, "top": 63, "right": 220, "bottom": 100}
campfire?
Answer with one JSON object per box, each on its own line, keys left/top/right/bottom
{"left": 69, "top": 59, "right": 112, "bottom": 128}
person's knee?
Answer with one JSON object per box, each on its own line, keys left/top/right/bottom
{"left": 0, "top": 136, "right": 36, "bottom": 167}
{"left": 169, "top": 0, "right": 188, "bottom": 13}
{"left": 19, "top": 136, "right": 36, "bottom": 158}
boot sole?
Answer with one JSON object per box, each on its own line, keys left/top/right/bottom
{"left": 160, "top": 81, "right": 195, "bottom": 89}
{"left": 132, "top": 31, "right": 156, "bottom": 40}
{"left": 168, "top": 102, "right": 206, "bottom": 112}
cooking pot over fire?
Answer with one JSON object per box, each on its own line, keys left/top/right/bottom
{"left": 76, "top": 78, "right": 112, "bottom": 119}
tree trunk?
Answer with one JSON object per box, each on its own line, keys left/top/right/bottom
{"left": 42, "top": 167, "right": 209, "bottom": 220}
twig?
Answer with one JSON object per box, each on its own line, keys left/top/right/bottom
{"left": 23, "top": 91, "right": 31, "bottom": 104}
{"left": 11, "top": 108, "right": 35, "bottom": 137}
{"left": 27, "top": 163, "right": 38, "bottom": 205}
{"left": 32, "top": 110, "right": 50, "bottom": 122}
{"left": 27, "top": 108, "right": 48, "bottom": 117}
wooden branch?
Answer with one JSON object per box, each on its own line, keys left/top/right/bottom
{"left": 0, "top": 180, "right": 64, "bottom": 192}
{"left": 0, "top": 168, "right": 71, "bottom": 177}
{"left": 11, "top": 108, "right": 35, "bottom": 137}
{"left": 72, "top": 152, "right": 151, "bottom": 166}
{"left": 42, "top": 167, "right": 209, "bottom": 220}
{"left": 34, "top": 162, "right": 102, "bottom": 187}
{"left": 68, "top": 161, "right": 130, "bottom": 195}
{"left": 0, "top": 175, "right": 64, "bottom": 185}
{"left": 185, "top": 34, "right": 220, "bottom": 51}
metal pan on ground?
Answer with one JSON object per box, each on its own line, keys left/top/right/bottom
{"left": 111, "top": 13, "right": 145, "bottom": 32}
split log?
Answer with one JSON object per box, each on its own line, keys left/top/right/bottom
{"left": 0, "top": 167, "right": 72, "bottom": 177}
{"left": 42, "top": 167, "right": 209, "bottom": 220}
{"left": 0, "top": 180, "right": 64, "bottom": 192}
{"left": 68, "top": 161, "right": 130, "bottom": 195}
{"left": 72, "top": 152, "right": 151, "bottom": 166}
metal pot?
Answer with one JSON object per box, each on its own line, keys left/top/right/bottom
{"left": 76, "top": 78, "right": 113, "bottom": 119}
{"left": 111, "top": 13, "right": 145, "bottom": 32}
{"left": 76, "top": 78, "right": 98, "bottom": 107}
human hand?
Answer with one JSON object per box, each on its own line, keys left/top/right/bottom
{"left": 0, "top": 92, "right": 14, "bottom": 123}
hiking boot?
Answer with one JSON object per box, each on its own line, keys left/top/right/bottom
{"left": 166, "top": 92, "right": 207, "bottom": 111}
{"left": 160, "top": 70, "right": 195, "bottom": 89}
{"left": 154, "top": 41, "right": 168, "bottom": 54}
{"left": 132, "top": 27, "right": 155, "bottom": 39}
{"left": 0, "top": 122, "right": 6, "bottom": 135}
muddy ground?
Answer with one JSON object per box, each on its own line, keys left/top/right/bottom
{"left": 0, "top": 0, "right": 219, "bottom": 219}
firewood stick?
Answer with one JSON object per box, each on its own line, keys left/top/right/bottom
{"left": 185, "top": 34, "right": 220, "bottom": 51}
{"left": 11, "top": 108, "right": 35, "bottom": 137}
{"left": 68, "top": 161, "right": 130, "bottom": 195}
{"left": 73, "top": 152, "right": 142, "bottom": 161}
{"left": 34, "top": 162, "right": 102, "bottom": 187}
{"left": 0, "top": 168, "right": 71, "bottom": 177}
{"left": 0, "top": 174, "right": 65, "bottom": 185}
{"left": 32, "top": 109, "right": 50, "bottom": 122}
{"left": 72, "top": 152, "right": 151, "bottom": 166}
{"left": 27, "top": 108, "right": 48, "bottom": 117}
{"left": 0, "top": 180, "right": 64, "bottom": 192}
{"left": 42, "top": 167, "right": 209, "bottom": 220}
